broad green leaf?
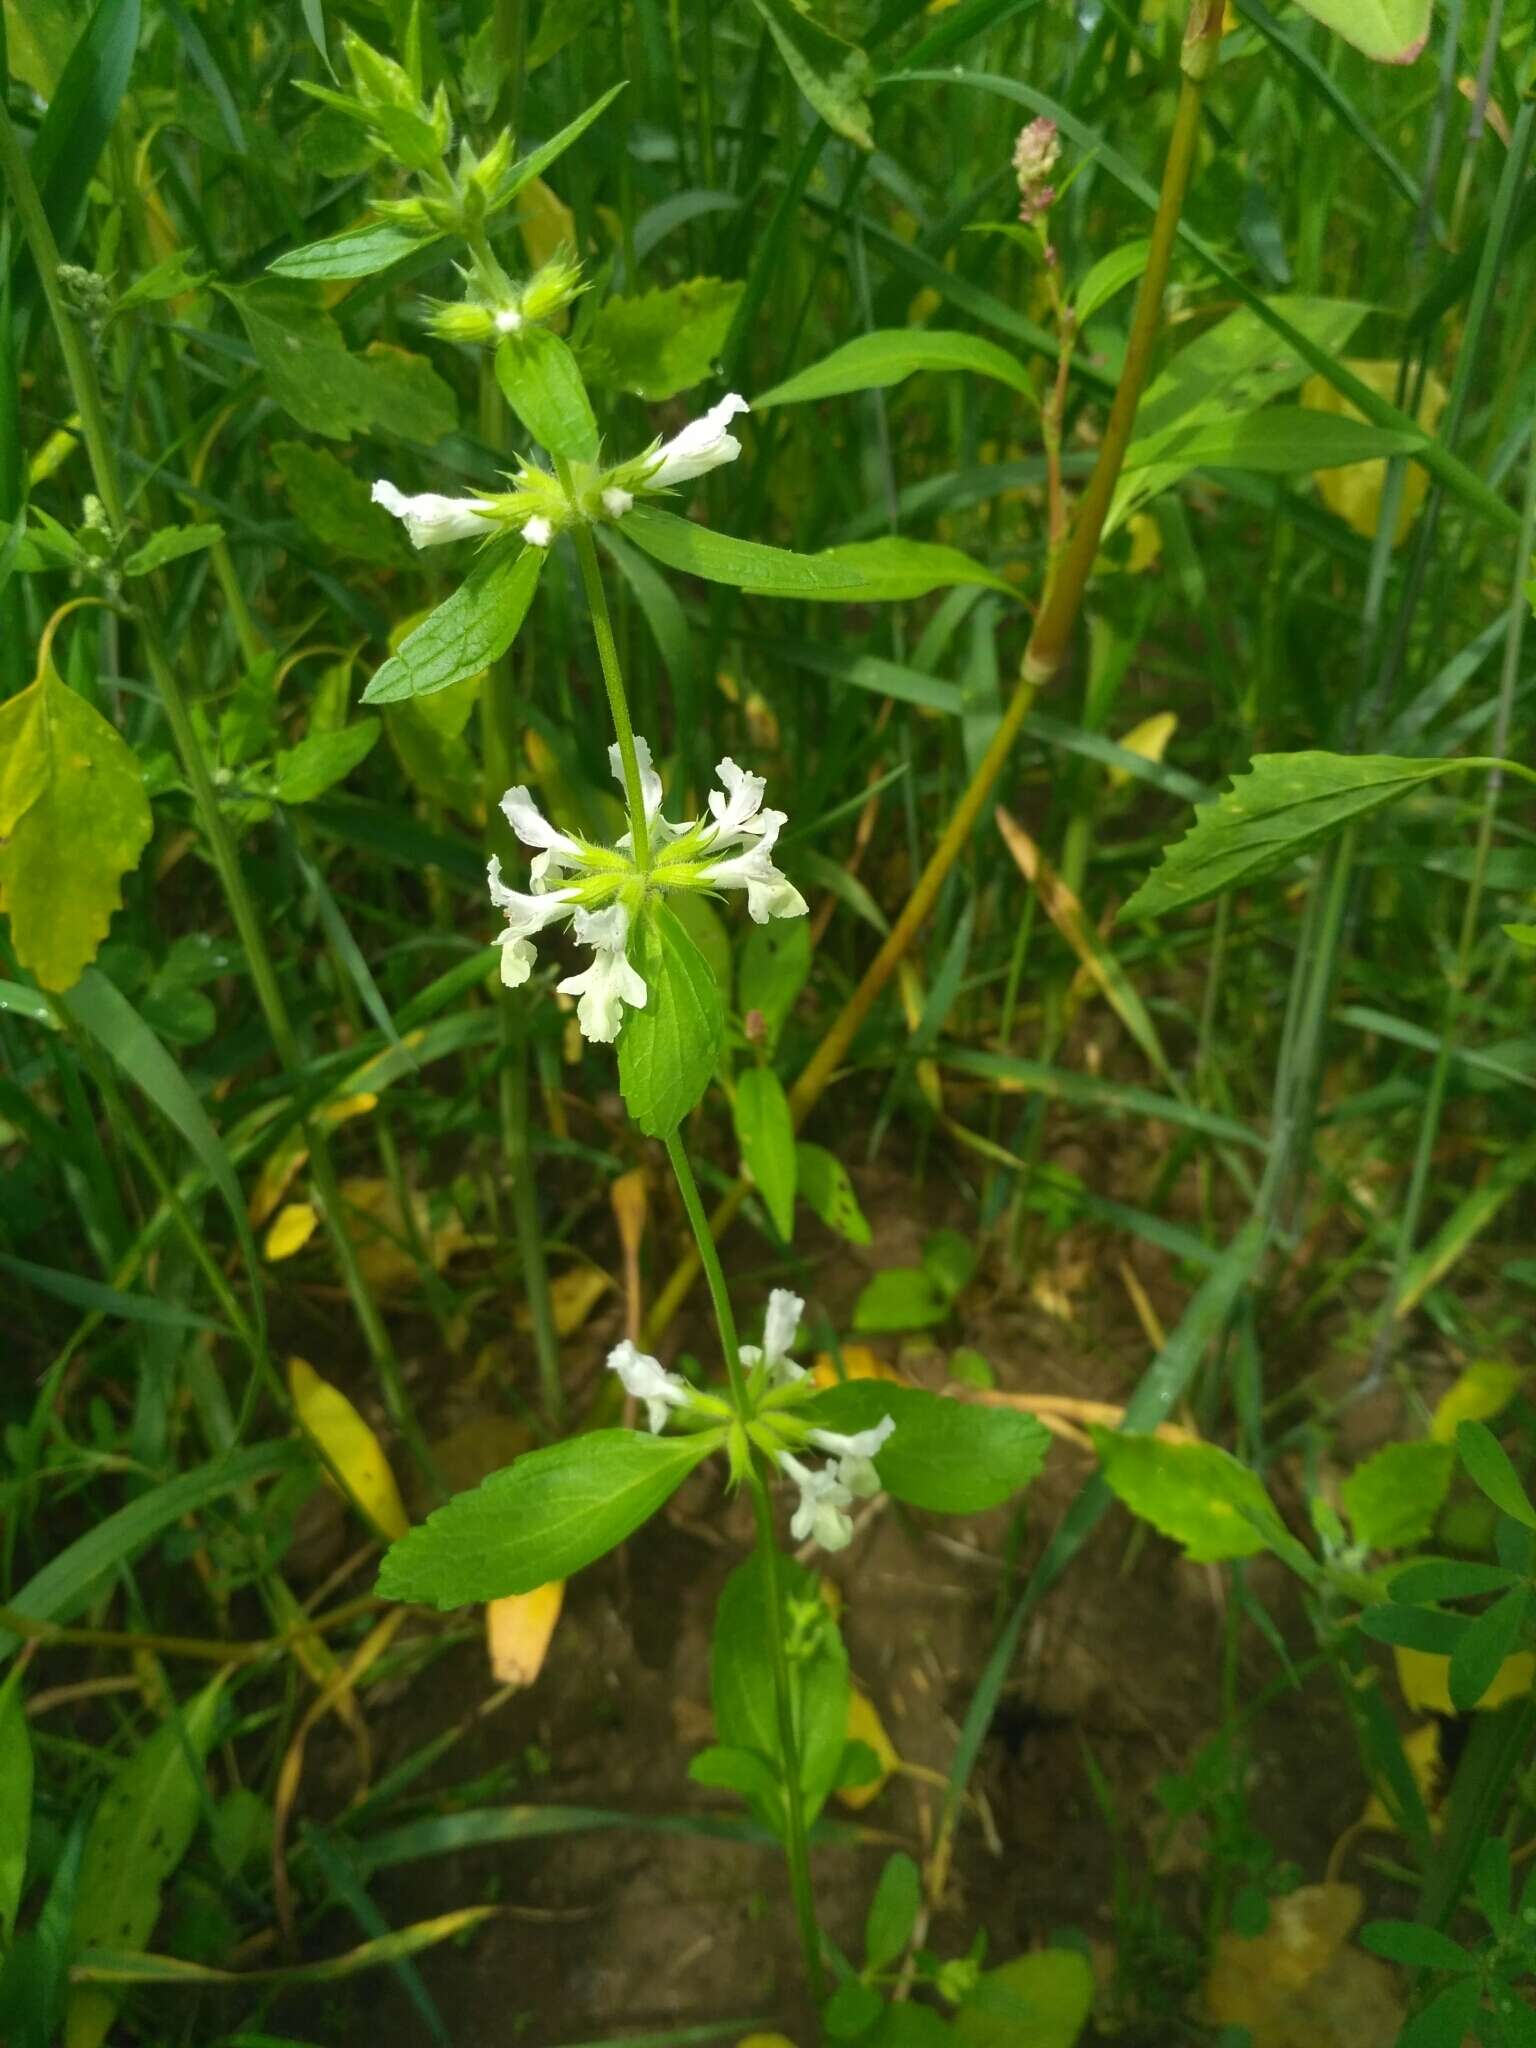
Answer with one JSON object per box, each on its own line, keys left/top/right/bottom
{"left": 1089, "top": 1429, "right": 1285, "bottom": 1562}
{"left": 617, "top": 902, "right": 724, "bottom": 1138}
{"left": 786, "top": 537, "right": 1015, "bottom": 604}
{"left": 120, "top": 522, "right": 223, "bottom": 577}
{"left": 0, "top": 1671, "right": 31, "bottom": 1947}
{"left": 622, "top": 505, "right": 873, "bottom": 594}
{"left": 853, "top": 1266, "right": 950, "bottom": 1332}
{"left": 1457, "top": 1421, "right": 1536, "bottom": 1529}
{"left": 223, "top": 284, "right": 455, "bottom": 442}
{"left": 584, "top": 277, "right": 744, "bottom": 400}
{"left": 377, "top": 1430, "right": 716, "bottom": 1606}
{"left": 1449, "top": 1588, "right": 1530, "bottom": 1713}
{"left": 268, "top": 219, "right": 438, "bottom": 281}
{"left": 747, "top": 0, "right": 873, "bottom": 148}
{"left": 687, "top": 1744, "right": 783, "bottom": 1808}
{"left": 272, "top": 441, "right": 410, "bottom": 564}
{"left": 1075, "top": 240, "right": 1151, "bottom": 326}
{"left": 826, "top": 1981, "right": 885, "bottom": 2037}
{"left": 737, "top": 915, "right": 810, "bottom": 1048}
{"left": 385, "top": 676, "right": 482, "bottom": 818}
{"left": 1389, "top": 1559, "right": 1519, "bottom": 1604}
{"left": 865, "top": 1853, "right": 921, "bottom": 1973}
{"left": 273, "top": 721, "right": 380, "bottom": 803}
{"left": 923, "top": 1228, "right": 977, "bottom": 1302}
{"left": 712, "top": 1552, "right": 849, "bottom": 1827}
{"left": 494, "top": 327, "right": 598, "bottom": 463}
{"left": 955, "top": 1950, "right": 1094, "bottom": 2048}
{"left": 797, "top": 1141, "right": 872, "bottom": 1245}
{"left": 732, "top": 1067, "right": 796, "bottom": 1239}
{"left": 1359, "top": 1921, "right": 1476, "bottom": 1973}
{"left": 755, "top": 329, "right": 1031, "bottom": 409}
{"left": 1358, "top": 1604, "right": 1469, "bottom": 1656}
{"left": 1122, "top": 405, "right": 1423, "bottom": 480}
{"left": 1290, "top": 0, "right": 1430, "bottom": 62}
{"left": 1341, "top": 1441, "right": 1453, "bottom": 1553}
{"left": 65, "top": 1676, "right": 226, "bottom": 2048}
{"left": 501, "top": 81, "right": 628, "bottom": 202}
{"left": 0, "top": 665, "right": 151, "bottom": 991}
{"left": 1121, "top": 752, "right": 1484, "bottom": 921}
{"left": 803, "top": 1383, "right": 1049, "bottom": 1513}
{"left": 362, "top": 544, "right": 542, "bottom": 703}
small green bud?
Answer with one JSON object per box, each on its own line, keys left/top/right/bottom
{"left": 342, "top": 30, "right": 419, "bottom": 113}
{"left": 423, "top": 300, "right": 500, "bottom": 345}
{"left": 521, "top": 249, "right": 587, "bottom": 324}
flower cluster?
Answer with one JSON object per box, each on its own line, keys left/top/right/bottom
{"left": 488, "top": 738, "right": 807, "bottom": 1041}
{"left": 371, "top": 392, "right": 750, "bottom": 553}
{"left": 608, "top": 1289, "right": 896, "bottom": 1552}
{"left": 1012, "top": 116, "right": 1061, "bottom": 223}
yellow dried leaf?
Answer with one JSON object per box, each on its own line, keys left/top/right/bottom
{"left": 518, "top": 178, "right": 575, "bottom": 282}
{"left": 1430, "top": 1360, "right": 1525, "bottom": 1443}
{"left": 1359, "top": 1719, "right": 1441, "bottom": 1832}
{"left": 1108, "top": 712, "right": 1178, "bottom": 788}
{"left": 518, "top": 1264, "right": 610, "bottom": 1338}
{"left": 485, "top": 1582, "right": 564, "bottom": 1688}
{"left": 837, "top": 1686, "right": 900, "bottom": 1811}
{"left": 1394, "top": 1643, "right": 1536, "bottom": 1715}
{"left": 1304, "top": 362, "right": 1447, "bottom": 544}
{"left": 249, "top": 1094, "right": 378, "bottom": 1227}
{"left": 288, "top": 1356, "right": 409, "bottom": 1542}
{"left": 1126, "top": 512, "right": 1162, "bottom": 572}
{"left": 1203, "top": 1883, "right": 1362, "bottom": 2028}
{"left": 811, "top": 1345, "right": 903, "bottom": 1390}
{"left": 610, "top": 1169, "right": 649, "bottom": 1256}
{"left": 265, "top": 1201, "right": 319, "bottom": 1262}
{"left": 339, "top": 1176, "right": 474, "bottom": 1293}
{"left": 737, "top": 2037, "right": 798, "bottom": 2048}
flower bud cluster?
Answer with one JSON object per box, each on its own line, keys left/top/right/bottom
{"left": 1012, "top": 116, "right": 1061, "bottom": 223}
{"left": 488, "top": 738, "right": 808, "bottom": 1041}
{"left": 608, "top": 1290, "right": 897, "bottom": 1552}
{"left": 421, "top": 251, "right": 587, "bottom": 348}
{"left": 299, "top": 29, "right": 452, "bottom": 174}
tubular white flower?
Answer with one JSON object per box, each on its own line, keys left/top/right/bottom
{"left": 609, "top": 736, "right": 664, "bottom": 823}
{"left": 558, "top": 904, "right": 648, "bottom": 1043}
{"left": 602, "top": 486, "right": 634, "bottom": 518}
{"left": 741, "top": 1287, "right": 808, "bottom": 1386}
{"left": 703, "top": 834, "right": 809, "bottom": 924}
{"left": 487, "top": 856, "right": 577, "bottom": 987}
{"left": 372, "top": 479, "right": 496, "bottom": 548}
{"left": 810, "top": 1414, "right": 896, "bottom": 1498}
{"left": 500, "top": 786, "right": 583, "bottom": 871}
{"left": 647, "top": 394, "right": 750, "bottom": 488}
{"left": 522, "top": 515, "right": 554, "bottom": 548}
{"left": 607, "top": 1338, "right": 693, "bottom": 1434}
{"left": 780, "top": 1452, "right": 855, "bottom": 1551}
{"left": 704, "top": 756, "right": 769, "bottom": 848}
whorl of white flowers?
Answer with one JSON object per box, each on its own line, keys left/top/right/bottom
{"left": 371, "top": 393, "right": 750, "bottom": 553}
{"left": 487, "top": 739, "right": 807, "bottom": 1043}
{"left": 604, "top": 1289, "right": 896, "bottom": 1553}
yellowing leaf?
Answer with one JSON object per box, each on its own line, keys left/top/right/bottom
{"left": 485, "top": 1581, "right": 564, "bottom": 1687}
{"left": 838, "top": 1686, "right": 900, "bottom": 1810}
{"left": 811, "top": 1345, "right": 903, "bottom": 1389}
{"left": 518, "top": 177, "right": 576, "bottom": 281}
{"left": 519, "top": 1264, "right": 610, "bottom": 1338}
{"left": 340, "top": 1176, "right": 475, "bottom": 1292}
{"left": 1304, "top": 362, "right": 1446, "bottom": 543}
{"left": 1431, "top": 1360, "right": 1525, "bottom": 1443}
{"left": 1359, "top": 1719, "right": 1441, "bottom": 1833}
{"left": 1109, "top": 712, "right": 1178, "bottom": 789}
{"left": 249, "top": 1094, "right": 378, "bottom": 1227}
{"left": 1204, "top": 1883, "right": 1362, "bottom": 2028}
{"left": 1394, "top": 1643, "right": 1536, "bottom": 1715}
{"left": 288, "top": 1356, "right": 409, "bottom": 1542}
{"left": 0, "top": 663, "right": 152, "bottom": 991}
{"left": 1126, "top": 512, "right": 1162, "bottom": 572}
{"left": 265, "top": 1201, "right": 319, "bottom": 1261}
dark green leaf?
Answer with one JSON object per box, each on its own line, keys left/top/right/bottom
{"left": 617, "top": 902, "right": 724, "bottom": 1138}
{"left": 585, "top": 278, "right": 744, "bottom": 401}
{"left": 803, "top": 1383, "right": 1049, "bottom": 1514}
{"left": 732, "top": 1067, "right": 796, "bottom": 1240}
{"left": 797, "top": 1142, "right": 872, "bottom": 1246}
{"left": 1358, "top": 1920, "right": 1475, "bottom": 1973}
{"left": 377, "top": 1431, "right": 716, "bottom": 1607}
{"left": 825, "top": 1980, "right": 885, "bottom": 2038}
{"left": 0, "top": 1672, "right": 31, "bottom": 1947}
{"left": 747, "top": 0, "right": 873, "bottom": 147}
{"left": 494, "top": 328, "right": 598, "bottom": 463}
{"left": 120, "top": 523, "right": 223, "bottom": 577}
{"left": 362, "top": 545, "right": 542, "bottom": 704}
{"left": 1449, "top": 1588, "right": 1529, "bottom": 1713}
{"left": 864, "top": 1852, "right": 921, "bottom": 1972}
{"left": 1457, "top": 1422, "right": 1536, "bottom": 1529}
{"left": 268, "top": 220, "right": 438, "bottom": 281}
{"left": 1389, "top": 1559, "right": 1519, "bottom": 1604}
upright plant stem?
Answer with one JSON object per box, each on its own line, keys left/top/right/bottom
{"left": 568, "top": 511, "right": 653, "bottom": 866}
{"left": 664, "top": 1137, "right": 823, "bottom": 2003}
{"left": 645, "top": 1, "right": 1229, "bottom": 1340}
{"left": 0, "top": 102, "right": 422, "bottom": 1458}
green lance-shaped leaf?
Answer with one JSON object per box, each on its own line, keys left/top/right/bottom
{"left": 796, "top": 1141, "right": 871, "bottom": 1245}
{"left": 617, "top": 901, "right": 724, "bottom": 1139}
{"left": 1340, "top": 1440, "right": 1454, "bottom": 1554}
{"left": 0, "top": 1670, "right": 32, "bottom": 1949}
{"left": 1121, "top": 752, "right": 1511, "bottom": 922}
{"left": 802, "top": 1383, "right": 1049, "bottom": 1514}
{"left": 1289, "top": 0, "right": 1430, "bottom": 62}
{"left": 0, "top": 664, "right": 152, "bottom": 992}
{"left": 1448, "top": 1586, "right": 1530, "bottom": 1713}
{"left": 273, "top": 720, "right": 380, "bottom": 803}
{"left": 732, "top": 1066, "right": 796, "bottom": 1240}
{"left": 584, "top": 277, "right": 744, "bottom": 402}
{"left": 268, "top": 219, "right": 441, "bottom": 282}
{"left": 495, "top": 327, "right": 599, "bottom": 463}
{"left": 865, "top": 1853, "right": 922, "bottom": 1974}
{"left": 747, "top": 0, "right": 873, "bottom": 148}
{"left": 621, "top": 505, "right": 874, "bottom": 595}
{"left": 754, "top": 328, "right": 1033, "bottom": 408}
{"left": 1088, "top": 1428, "right": 1287, "bottom": 1563}
{"left": 1456, "top": 1420, "right": 1536, "bottom": 1530}
{"left": 65, "top": 1675, "right": 226, "bottom": 2048}
{"left": 787, "top": 537, "right": 1016, "bottom": 604}
{"left": 362, "top": 543, "right": 542, "bottom": 704}
{"left": 120, "top": 522, "right": 224, "bottom": 577}
{"left": 377, "top": 1430, "right": 717, "bottom": 1607}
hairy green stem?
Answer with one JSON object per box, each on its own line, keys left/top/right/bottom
{"left": 567, "top": 509, "right": 653, "bottom": 867}
{"left": 0, "top": 99, "right": 421, "bottom": 1463}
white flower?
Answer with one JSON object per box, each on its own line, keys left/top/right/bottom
{"left": 810, "top": 1414, "right": 896, "bottom": 1499}
{"left": 607, "top": 1338, "right": 693, "bottom": 1433}
{"left": 495, "top": 307, "right": 524, "bottom": 334}
{"left": 780, "top": 1452, "right": 855, "bottom": 1551}
{"left": 522, "top": 515, "right": 554, "bottom": 547}
{"left": 740, "top": 1288, "right": 807, "bottom": 1385}
{"left": 687, "top": 761, "right": 807, "bottom": 924}
{"left": 647, "top": 394, "right": 750, "bottom": 488}
{"left": 372, "top": 480, "right": 497, "bottom": 549}
{"left": 703, "top": 823, "right": 809, "bottom": 924}
{"left": 486, "top": 855, "right": 577, "bottom": 987}
{"left": 500, "top": 786, "right": 584, "bottom": 877}
{"left": 557, "top": 904, "right": 647, "bottom": 1042}
{"left": 602, "top": 486, "right": 634, "bottom": 518}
